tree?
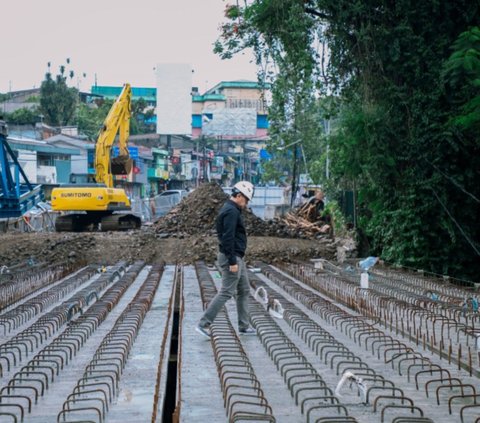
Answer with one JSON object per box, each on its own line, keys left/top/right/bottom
{"left": 40, "top": 60, "right": 78, "bottom": 126}
{"left": 130, "top": 98, "right": 156, "bottom": 134}
{"left": 75, "top": 97, "right": 155, "bottom": 140}
{"left": 0, "top": 93, "right": 11, "bottom": 103}
{"left": 75, "top": 98, "right": 114, "bottom": 140}
{"left": 4, "top": 107, "right": 39, "bottom": 125}
{"left": 215, "top": 0, "right": 480, "bottom": 279}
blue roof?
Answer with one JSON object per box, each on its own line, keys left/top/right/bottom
{"left": 7, "top": 137, "right": 80, "bottom": 155}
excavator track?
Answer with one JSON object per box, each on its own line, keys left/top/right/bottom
{"left": 55, "top": 212, "right": 141, "bottom": 232}
{"left": 55, "top": 213, "right": 99, "bottom": 232}
{"left": 100, "top": 213, "right": 141, "bottom": 231}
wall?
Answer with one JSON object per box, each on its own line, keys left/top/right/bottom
{"left": 37, "top": 165, "right": 57, "bottom": 184}
{"left": 70, "top": 152, "right": 89, "bottom": 174}
{"left": 223, "top": 88, "right": 267, "bottom": 113}
{"left": 54, "top": 159, "right": 71, "bottom": 183}
{"left": 16, "top": 150, "right": 37, "bottom": 183}
{"left": 156, "top": 63, "right": 192, "bottom": 135}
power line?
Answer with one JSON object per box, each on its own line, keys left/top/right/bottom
{"left": 431, "top": 188, "right": 480, "bottom": 256}
{"left": 426, "top": 159, "right": 480, "bottom": 204}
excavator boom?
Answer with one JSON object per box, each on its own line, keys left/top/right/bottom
{"left": 95, "top": 84, "right": 133, "bottom": 187}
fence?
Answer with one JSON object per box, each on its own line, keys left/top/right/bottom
{"left": 0, "top": 204, "right": 57, "bottom": 232}
{"left": 0, "top": 187, "right": 289, "bottom": 232}
{"left": 223, "top": 186, "right": 290, "bottom": 219}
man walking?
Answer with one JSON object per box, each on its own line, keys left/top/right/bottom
{"left": 196, "top": 181, "right": 256, "bottom": 338}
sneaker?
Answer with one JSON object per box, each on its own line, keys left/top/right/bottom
{"left": 196, "top": 324, "right": 211, "bottom": 339}
{"left": 239, "top": 327, "right": 256, "bottom": 336}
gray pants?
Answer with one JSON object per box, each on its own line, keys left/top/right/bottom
{"left": 199, "top": 252, "right": 250, "bottom": 330}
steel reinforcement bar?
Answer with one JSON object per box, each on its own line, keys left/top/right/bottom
{"left": 195, "top": 261, "right": 276, "bottom": 423}
{"left": 249, "top": 272, "right": 431, "bottom": 423}
{"left": 56, "top": 263, "right": 164, "bottom": 423}
{"left": 0, "top": 266, "right": 97, "bottom": 335}
{"left": 0, "top": 262, "right": 83, "bottom": 311}
{"left": 0, "top": 262, "right": 127, "bottom": 377}
{"left": 263, "top": 263, "right": 478, "bottom": 423}
{"left": 0, "top": 261, "right": 144, "bottom": 422}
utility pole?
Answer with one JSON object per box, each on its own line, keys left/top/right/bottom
{"left": 324, "top": 119, "right": 331, "bottom": 179}
{"left": 243, "top": 141, "right": 247, "bottom": 182}
{"left": 290, "top": 145, "right": 298, "bottom": 207}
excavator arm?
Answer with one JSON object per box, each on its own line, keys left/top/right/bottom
{"left": 94, "top": 83, "right": 133, "bottom": 188}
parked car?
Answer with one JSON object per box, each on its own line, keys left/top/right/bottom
{"left": 158, "top": 189, "right": 189, "bottom": 199}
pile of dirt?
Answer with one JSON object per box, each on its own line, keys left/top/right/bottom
{"left": 158, "top": 235, "right": 337, "bottom": 264}
{"left": 153, "top": 182, "right": 227, "bottom": 238}
{"left": 0, "top": 231, "right": 337, "bottom": 269}
{"left": 0, "top": 185, "right": 337, "bottom": 270}
{"left": 0, "top": 232, "right": 158, "bottom": 268}
{"left": 153, "top": 182, "right": 328, "bottom": 239}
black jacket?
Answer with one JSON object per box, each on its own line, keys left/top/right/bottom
{"left": 216, "top": 199, "right": 247, "bottom": 265}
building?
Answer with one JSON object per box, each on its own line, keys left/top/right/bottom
{"left": 45, "top": 134, "right": 94, "bottom": 175}
{"left": 90, "top": 80, "right": 271, "bottom": 187}
{"left": 91, "top": 85, "right": 156, "bottom": 126}
{"left": 191, "top": 81, "right": 270, "bottom": 184}
{"left": 1, "top": 88, "right": 101, "bottom": 115}
{"left": 6, "top": 135, "right": 81, "bottom": 200}
{"left": 191, "top": 80, "right": 269, "bottom": 141}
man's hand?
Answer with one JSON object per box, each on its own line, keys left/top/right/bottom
{"left": 229, "top": 264, "right": 239, "bottom": 273}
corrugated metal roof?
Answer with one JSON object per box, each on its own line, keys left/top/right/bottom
{"left": 45, "top": 134, "right": 94, "bottom": 150}
{"left": 205, "top": 80, "right": 271, "bottom": 95}
{"left": 7, "top": 136, "right": 81, "bottom": 155}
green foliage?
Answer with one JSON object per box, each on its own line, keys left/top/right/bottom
{"left": 443, "top": 26, "right": 480, "bottom": 132}
{"left": 25, "top": 95, "right": 40, "bottom": 103}
{"left": 0, "top": 93, "right": 11, "bottom": 103}
{"left": 216, "top": 0, "right": 480, "bottom": 280}
{"left": 259, "top": 159, "right": 284, "bottom": 184}
{"left": 75, "top": 99, "right": 113, "bottom": 140}
{"left": 130, "top": 98, "right": 155, "bottom": 135}
{"left": 40, "top": 61, "right": 78, "bottom": 126}
{"left": 75, "top": 98, "right": 154, "bottom": 140}
{"left": 4, "top": 107, "right": 40, "bottom": 125}
{"left": 323, "top": 200, "right": 348, "bottom": 238}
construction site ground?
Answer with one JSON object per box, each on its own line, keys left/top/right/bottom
{"left": 0, "top": 184, "right": 478, "bottom": 423}
{"left": 0, "top": 230, "right": 479, "bottom": 423}
{"left": 0, "top": 231, "right": 336, "bottom": 267}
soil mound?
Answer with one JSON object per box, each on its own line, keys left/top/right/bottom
{"left": 153, "top": 182, "right": 320, "bottom": 239}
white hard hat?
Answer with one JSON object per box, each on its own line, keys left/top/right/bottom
{"left": 232, "top": 181, "right": 255, "bottom": 201}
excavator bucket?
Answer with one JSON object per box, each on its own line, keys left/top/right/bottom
{"left": 111, "top": 155, "right": 133, "bottom": 175}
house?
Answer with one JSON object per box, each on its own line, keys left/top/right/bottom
{"left": 45, "top": 134, "right": 94, "bottom": 175}
{"left": 6, "top": 135, "right": 80, "bottom": 201}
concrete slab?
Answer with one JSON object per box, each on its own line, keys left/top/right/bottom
{"left": 179, "top": 266, "right": 225, "bottom": 423}
{"left": 208, "top": 269, "right": 302, "bottom": 423}
{"left": 25, "top": 265, "right": 152, "bottom": 422}
{"left": 108, "top": 265, "right": 175, "bottom": 423}
{"left": 257, "top": 268, "right": 480, "bottom": 423}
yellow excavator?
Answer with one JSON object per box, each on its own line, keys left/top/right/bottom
{"left": 51, "top": 83, "right": 141, "bottom": 232}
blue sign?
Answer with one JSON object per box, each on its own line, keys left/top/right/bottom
{"left": 112, "top": 146, "right": 138, "bottom": 159}
{"left": 260, "top": 149, "right": 272, "bottom": 160}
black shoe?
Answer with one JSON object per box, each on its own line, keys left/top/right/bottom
{"left": 239, "top": 327, "right": 256, "bottom": 335}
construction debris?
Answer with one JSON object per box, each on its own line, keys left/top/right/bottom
{"left": 154, "top": 182, "right": 332, "bottom": 240}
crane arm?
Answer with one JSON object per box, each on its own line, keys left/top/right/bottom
{"left": 94, "top": 83, "right": 132, "bottom": 188}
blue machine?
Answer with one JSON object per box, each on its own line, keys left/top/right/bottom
{"left": 0, "top": 120, "right": 42, "bottom": 218}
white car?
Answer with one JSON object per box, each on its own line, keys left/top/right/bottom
{"left": 158, "top": 190, "right": 189, "bottom": 199}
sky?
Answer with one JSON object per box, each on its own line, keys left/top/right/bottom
{"left": 1, "top": 0, "right": 258, "bottom": 94}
